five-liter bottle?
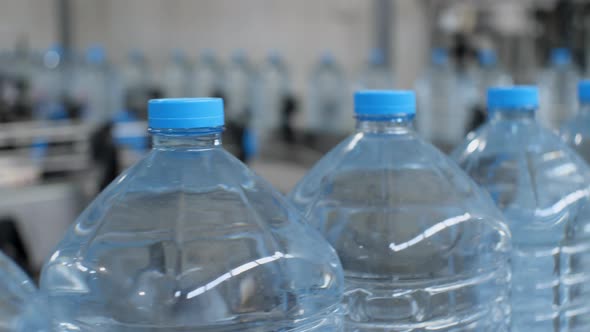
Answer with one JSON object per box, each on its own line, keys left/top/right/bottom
{"left": 453, "top": 86, "right": 590, "bottom": 331}
{"left": 290, "top": 90, "right": 511, "bottom": 331}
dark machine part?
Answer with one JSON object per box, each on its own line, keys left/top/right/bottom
{"left": 0, "top": 217, "right": 32, "bottom": 275}
{"left": 91, "top": 122, "right": 120, "bottom": 191}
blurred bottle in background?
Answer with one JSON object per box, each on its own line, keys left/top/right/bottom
{"left": 538, "top": 48, "right": 579, "bottom": 129}
{"left": 416, "top": 48, "right": 467, "bottom": 151}
{"left": 291, "top": 90, "right": 511, "bottom": 331}
{"left": 454, "top": 86, "right": 590, "bottom": 331}
{"left": 561, "top": 80, "right": 590, "bottom": 163}
{"left": 470, "top": 48, "right": 513, "bottom": 130}
{"left": 161, "top": 49, "right": 190, "bottom": 98}
{"left": 254, "top": 50, "right": 293, "bottom": 148}
{"left": 307, "top": 51, "right": 349, "bottom": 136}
{"left": 191, "top": 49, "right": 223, "bottom": 99}
{"left": 0, "top": 44, "right": 36, "bottom": 122}
{"left": 120, "top": 49, "right": 152, "bottom": 120}
{"left": 357, "top": 48, "right": 394, "bottom": 89}
{"left": 70, "top": 45, "right": 111, "bottom": 122}
{"left": 31, "top": 44, "right": 69, "bottom": 121}
{"left": 225, "top": 50, "right": 255, "bottom": 161}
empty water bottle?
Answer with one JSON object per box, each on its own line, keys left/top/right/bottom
{"left": 162, "top": 50, "right": 190, "bottom": 98}
{"left": 561, "top": 80, "right": 590, "bottom": 163}
{"left": 453, "top": 86, "right": 590, "bottom": 331}
{"left": 191, "top": 49, "right": 223, "bottom": 99}
{"left": 307, "top": 52, "right": 349, "bottom": 135}
{"left": 357, "top": 48, "right": 394, "bottom": 90}
{"left": 415, "top": 48, "right": 467, "bottom": 151}
{"left": 290, "top": 90, "right": 511, "bottom": 331}
{"left": 70, "top": 45, "right": 111, "bottom": 121}
{"left": 538, "top": 48, "right": 580, "bottom": 129}
{"left": 41, "top": 98, "right": 343, "bottom": 331}
{"left": 0, "top": 251, "right": 49, "bottom": 331}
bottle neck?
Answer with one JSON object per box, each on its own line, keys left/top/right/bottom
{"left": 489, "top": 109, "right": 535, "bottom": 122}
{"left": 150, "top": 128, "right": 223, "bottom": 150}
{"left": 355, "top": 114, "right": 415, "bottom": 134}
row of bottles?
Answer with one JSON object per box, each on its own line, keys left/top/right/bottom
{"left": 5, "top": 79, "right": 590, "bottom": 330}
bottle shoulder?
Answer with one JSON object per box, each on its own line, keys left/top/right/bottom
{"left": 453, "top": 120, "right": 590, "bottom": 230}
{"left": 290, "top": 132, "right": 504, "bottom": 221}
{"left": 41, "top": 147, "right": 343, "bottom": 320}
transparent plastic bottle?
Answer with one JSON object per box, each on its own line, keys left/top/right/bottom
{"left": 225, "top": 50, "right": 252, "bottom": 126}
{"left": 191, "top": 49, "right": 223, "bottom": 99}
{"left": 32, "top": 44, "right": 67, "bottom": 120}
{"left": 307, "top": 52, "right": 349, "bottom": 135}
{"left": 290, "top": 90, "right": 511, "bottom": 331}
{"left": 415, "top": 48, "right": 466, "bottom": 151}
{"left": 41, "top": 98, "right": 343, "bottom": 331}
{"left": 0, "top": 251, "right": 49, "bottom": 331}
{"left": 474, "top": 49, "right": 512, "bottom": 108}
{"left": 357, "top": 48, "right": 394, "bottom": 90}
{"left": 254, "top": 50, "right": 291, "bottom": 140}
{"left": 70, "top": 45, "right": 111, "bottom": 121}
{"left": 452, "top": 86, "right": 590, "bottom": 331}
{"left": 121, "top": 50, "right": 151, "bottom": 116}
{"left": 162, "top": 50, "right": 190, "bottom": 98}
{"left": 538, "top": 48, "right": 580, "bottom": 129}
{"left": 561, "top": 80, "right": 590, "bottom": 163}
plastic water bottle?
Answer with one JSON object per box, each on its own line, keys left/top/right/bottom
{"left": 307, "top": 52, "right": 349, "bottom": 135}
{"left": 538, "top": 48, "right": 580, "bottom": 129}
{"left": 0, "top": 251, "right": 49, "bottom": 331}
{"left": 561, "top": 80, "right": 590, "bottom": 163}
{"left": 32, "top": 44, "right": 67, "bottom": 120}
{"left": 191, "top": 49, "right": 223, "bottom": 99}
{"left": 70, "top": 45, "right": 111, "bottom": 121}
{"left": 475, "top": 49, "right": 512, "bottom": 107}
{"left": 290, "top": 90, "right": 511, "bottom": 331}
{"left": 453, "top": 86, "right": 590, "bottom": 331}
{"left": 415, "top": 48, "right": 467, "bottom": 151}
{"left": 162, "top": 50, "right": 190, "bottom": 98}
{"left": 121, "top": 50, "right": 151, "bottom": 116}
{"left": 254, "top": 50, "right": 291, "bottom": 139}
{"left": 357, "top": 48, "right": 394, "bottom": 89}
{"left": 225, "top": 50, "right": 252, "bottom": 125}
{"left": 41, "top": 98, "right": 343, "bottom": 331}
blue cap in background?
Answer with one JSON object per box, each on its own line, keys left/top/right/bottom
{"left": 431, "top": 48, "right": 449, "bottom": 66}
{"left": 148, "top": 98, "right": 224, "bottom": 129}
{"left": 478, "top": 49, "right": 497, "bottom": 67}
{"left": 129, "top": 49, "right": 145, "bottom": 62}
{"left": 86, "top": 44, "right": 106, "bottom": 64}
{"left": 551, "top": 48, "right": 572, "bottom": 66}
{"left": 368, "top": 48, "right": 385, "bottom": 66}
{"left": 487, "top": 86, "right": 539, "bottom": 111}
{"left": 579, "top": 80, "right": 590, "bottom": 104}
{"left": 354, "top": 90, "right": 416, "bottom": 116}
{"left": 320, "top": 51, "right": 335, "bottom": 65}
{"left": 267, "top": 50, "right": 282, "bottom": 65}
{"left": 231, "top": 49, "right": 247, "bottom": 63}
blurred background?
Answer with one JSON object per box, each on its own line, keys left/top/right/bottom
{"left": 0, "top": 0, "right": 589, "bottom": 275}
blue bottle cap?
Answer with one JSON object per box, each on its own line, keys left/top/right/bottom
{"left": 354, "top": 90, "right": 416, "bottom": 116}
{"left": 431, "top": 48, "right": 449, "bottom": 65}
{"left": 579, "top": 80, "right": 590, "bottom": 104}
{"left": 320, "top": 51, "right": 335, "bottom": 65}
{"left": 478, "top": 49, "right": 497, "bottom": 67}
{"left": 551, "top": 48, "right": 572, "bottom": 66}
{"left": 368, "top": 48, "right": 385, "bottom": 65}
{"left": 487, "top": 86, "right": 539, "bottom": 111}
{"left": 148, "top": 98, "right": 224, "bottom": 129}
{"left": 86, "top": 44, "right": 106, "bottom": 64}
